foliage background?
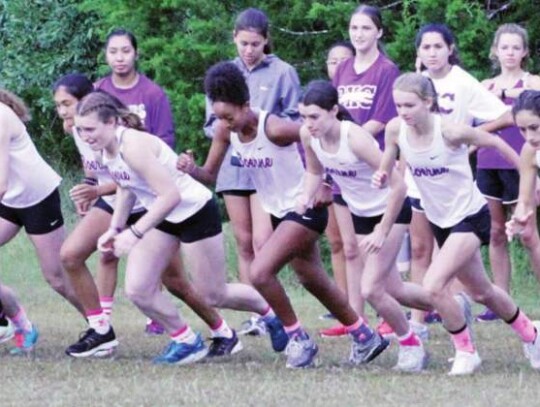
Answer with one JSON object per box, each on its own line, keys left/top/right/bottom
{"left": 0, "top": 0, "right": 538, "bottom": 165}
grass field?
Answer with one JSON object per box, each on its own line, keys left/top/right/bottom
{"left": 1, "top": 182, "right": 539, "bottom": 406}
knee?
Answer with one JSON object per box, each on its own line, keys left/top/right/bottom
{"left": 234, "top": 229, "right": 255, "bottom": 260}
{"left": 199, "top": 286, "right": 226, "bottom": 308}
{"left": 423, "top": 281, "right": 446, "bottom": 306}
{"left": 60, "top": 244, "right": 85, "bottom": 273}
{"left": 124, "top": 284, "right": 152, "bottom": 309}
{"left": 467, "top": 286, "right": 494, "bottom": 305}
{"left": 328, "top": 237, "right": 344, "bottom": 256}
{"left": 411, "top": 240, "right": 431, "bottom": 265}
{"left": 361, "top": 283, "right": 383, "bottom": 304}
{"left": 249, "top": 262, "right": 271, "bottom": 290}
{"left": 342, "top": 240, "right": 359, "bottom": 261}
{"left": 520, "top": 230, "right": 539, "bottom": 250}
{"left": 490, "top": 224, "right": 507, "bottom": 248}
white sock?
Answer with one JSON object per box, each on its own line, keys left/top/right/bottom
{"left": 211, "top": 319, "right": 233, "bottom": 339}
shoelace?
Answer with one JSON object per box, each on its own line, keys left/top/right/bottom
{"left": 285, "top": 338, "right": 306, "bottom": 357}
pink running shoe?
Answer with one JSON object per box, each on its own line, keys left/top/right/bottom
{"left": 319, "top": 324, "right": 347, "bottom": 338}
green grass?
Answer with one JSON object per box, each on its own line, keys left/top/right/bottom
{"left": 1, "top": 178, "right": 540, "bottom": 406}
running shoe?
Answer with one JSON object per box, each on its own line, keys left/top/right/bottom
{"left": 523, "top": 321, "right": 540, "bottom": 369}
{"left": 349, "top": 333, "right": 389, "bottom": 365}
{"left": 208, "top": 331, "right": 243, "bottom": 357}
{"left": 285, "top": 332, "right": 318, "bottom": 368}
{"left": 145, "top": 320, "right": 165, "bottom": 336}
{"left": 448, "top": 350, "right": 481, "bottom": 376}
{"left": 424, "top": 310, "right": 442, "bottom": 324}
{"left": 65, "top": 327, "right": 118, "bottom": 358}
{"left": 238, "top": 316, "right": 267, "bottom": 336}
{"left": 153, "top": 334, "right": 208, "bottom": 365}
{"left": 394, "top": 343, "right": 428, "bottom": 372}
{"left": 318, "top": 312, "right": 336, "bottom": 321}
{"left": 410, "top": 320, "right": 429, "bottom": 342}
{"left": 10, "top": 325, "right": 39, "bottom": 355}
{"left": 0, "top": 320, "right": 14, "bottom": 344}
{"left": 475, "top": 308, "right": 500, "bottom": 323}
{"left": 263, "top": 315, "right": 288, "bottom": 352}
{"left": 319, "top": 324, "right": 347, "bottom": 338}
{"left": 376, "top": 320, "right": 396, "bottom": 340}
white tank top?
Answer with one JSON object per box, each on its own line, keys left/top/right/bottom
{"left": 535, "top": 150, "right": 540, "bottom": 168}
{"left": 102, "top": 127, "right": 212, "bottom": 223}
{"left": 2, "top": 127, "right": 61, "bottom": 208}
{"left": 398, "top": 115, "right": 486, "bottom": 228}
{"left": 310, "top": 120, "right": 387, "bottom": 217}
{"left": 229, "top": 110, "right": 304, "bottom": 218}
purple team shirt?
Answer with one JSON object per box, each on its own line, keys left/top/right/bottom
{"left": 332, "top": 53, "right": 400, "bottom": 150}
{"left": 477, "top": 80, "right": 525, "bottom": 169}
{"left": 95, "top": 74, "right": 176, "bottom": 149}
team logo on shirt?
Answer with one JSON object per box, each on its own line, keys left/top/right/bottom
{"left": 326, "top": 167, "right": 357, "bottom": 178}
{"left": 109, "top": 169, "right": 131, "bottom": 182}
{"left": 408, "top": 164, "right": 449, "bottom": 177}
{"left": 81, "top": 156, "right": 107, "bottom": 173}
{"left": 337, "top": 85, "right": 377, "bottom": 110}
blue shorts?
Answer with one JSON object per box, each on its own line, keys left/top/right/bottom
{"left": 409, "top": 197, "right": 424, "bottom": 212}
{"left": 270, "top": 206, "right": 328, "bottom": 234}
{"left": 430, "top": 205, "right": 491, "bottom": 248}
{"left": 351, "top": 198, "right": 412, "bottom": 235}
{"left": 156, "top": 198, "right": 222, "bottom": 243}
{"left": 476, "top": 169, "right": 519, "bottom": 205}
{"left": 94, "top": 197, "right": 146, "bottom": 225}
{"left": 0, "top": 189, "right": 64, "bottom": 235}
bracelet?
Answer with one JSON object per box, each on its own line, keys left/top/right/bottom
{"left": 501, "top": 89, "right": 507, "bottom": 100}
{"left": 84, "top": 177, "right": 98, "bottom": 186}
{"left": 129, "top": 224, "right": 144, "bottom": 239}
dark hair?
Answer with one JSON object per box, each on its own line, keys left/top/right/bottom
{"left": 300, "top": 80, "right": 353, "bottom": 121}
{"left": 204, "top": 62, "right": 250, "bottom": 106}
{"left": 77, "top": 90, "right": 145, "bottom": 131}
{"left": 0, "top": 89, "right": 30, "bottom": 122}
{"left": 415, "top": 23, "right": 461, "bottom": 67}
{"left": 52, "top": 73, "right": 94, "bottom": 101}
{"left": 105, "top": 28, "right": 138, "bottom": 52}
{"left": 512, "top": 90, "right": 540, "bottom": 119}
{"left": 352, "top": 4, "right": 383, "bottom": 31}
{"left": 234, "top": 8, "right": 272, "bottom": 54}
{"left": 328, "top": 40, "right": 356, "bottom": 57}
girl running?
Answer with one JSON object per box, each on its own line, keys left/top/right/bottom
{"left": 376, "top": 72, "right": 540, "bottom": 375}
{"left": 476, "top": 24, "right": 540, "bottom": 321}
{"left": 506, "top": 91, "right": 540, "bottom": 301}
{"left": 73, "top": 90, "right": 284, "bottom": 364}
{"left": 409, "top": 23, "right": 514, "bottom": 327}
{"left": 178, "top": 61, "right": 389, "bottom": 369}
{"left": 298, "top": 80, "right": 433, "bottom": 372}
{"left": 0, "top": 88, "right": 83, "bottom": 353}
{"left": 323, "top": 4, "right": 401, "bottom": 338}
{"left": 318, "top": 41, "right": 355, "bottom": 323}
{"left": 203, "top": 8, "right": 302, "bottom": 336}
{"left": 55, "top": 74, "right": 246, "bottom": 359}
{"left": 95, "top": 28, "right": 177, "bottom": 334}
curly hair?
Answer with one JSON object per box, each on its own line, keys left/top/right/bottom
{"left": 204, "top": 62, "right": 250, "bottom": 106}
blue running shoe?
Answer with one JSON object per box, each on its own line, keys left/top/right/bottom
{"left": 263, "top": 316, "right": 289, "bottom": 352}
{"left": 285, "top": 332, "right": 318, "bottom": 369}
{"left": 10, "top": 325, "right": 39, "bottom": 355}
{"left": 153, "top": 334, "right": 208, "bottom": 365}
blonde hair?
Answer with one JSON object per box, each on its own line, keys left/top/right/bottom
{"left": 0, "top": 89, "right": 31, "bottom": 122}
{"left": 489, "top": 23, "right": 529, "bottom": 69}
{"left": 76, "top": 90, "right": 145, "bottom": 131}
{"left": 393, "top": 73, "right": 439, "bottom": 112}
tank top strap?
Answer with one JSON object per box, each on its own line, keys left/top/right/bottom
{"left": 339, "top": 121, "right": 352, "bottom": 152}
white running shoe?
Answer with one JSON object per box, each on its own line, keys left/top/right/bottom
{"left": 394, "top": 343, "right": 428, "bottom": 372}
{"left": 0, "top": 320, "right": 14, "bottom": 344}
{"left": 448, "top": 350, "right": 481, "bottom": 376}
{"left": 523, "top": 321, "right": 540, "bottom": 369}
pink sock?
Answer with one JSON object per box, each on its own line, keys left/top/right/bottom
{"left": 99, "top": 297, "right": 114, "bottom": 318}
{"left": 171, "top": 325, "right": 197, "bottom": 344}
{"left": 11, "top": 308, "right": 32, "bottom": 332}
{"left": 210, "top": 318, "right": 233, "bottom": 339}
{"left": 284, "top": 321, "right": 301, "bottom": 334}
{"left": 344, "top": 318, "right": 365, "bottom": 333}
{"left": 451, "top": 327, "right": 475, "bottom": 353}
{"left": 509, "top": 310, "right": 537, "bottom": 343}
{"left": 398, "top": 329, "right": 421, "bottom": 347}
{"left": 86, "top": 309, "right": 109, "bottom": 335}
{"left": 260, "top": 307, "right": 275, "bottom": 319}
